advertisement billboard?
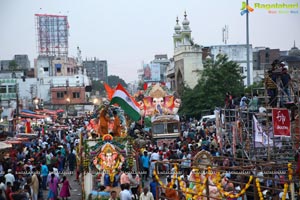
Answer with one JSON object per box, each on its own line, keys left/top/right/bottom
{"left": 272, "top": 108, "right": 291, "bottom": 137}
{"left": 143, "top": 63, "right": 160, "bottom": 82}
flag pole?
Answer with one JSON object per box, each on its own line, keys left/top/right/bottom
{"left": 246, "top": 0, "right": 251, "bottom": 86}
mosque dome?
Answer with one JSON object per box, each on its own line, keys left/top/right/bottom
{"left": 182, "top": 11, "right": 190, "bottom": 26}
{"left": 289, "top": 46, "right": 300, "bottom": 56}
{"left": 174, "top": 17, "right": 181, "bottom": 31}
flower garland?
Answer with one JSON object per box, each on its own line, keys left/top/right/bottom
{"left": 192, "top": 176, "right": 208, "bottom": 200}
{"left": 287, "top": 163, "right": 292, "bottom": 181}
{"left": 214, "top": 172, "right": 253, "bottom": 199}
{"left": 255, "top": 178, "right": 264, "bottom": 200}
{"left": 153, "top": 169, "right": 165, "bottom": 187}
{"left": 282, "top": 183, "right": 289, "bottom": 200}
{"left": 169, "top": 164, "right": 178, "bottom": 188}
{"left": 282, "top": 163, "right": 292, "bottom": 200}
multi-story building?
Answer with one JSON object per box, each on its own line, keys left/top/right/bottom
{"left": 35, "top": 56, "right": 77, "bottom": 77}
{"left": 210, "top": 44, "right": 253, "bottom": 86}
{"left": 14, "top": 55, "right": 31, "bottom": 70}
{"left": 16, "top": 74, "right": 91, "bottom": 112}
{"left": 83, "top": 58, "right": 108, "bottom": 81}
{"left": 0, "top": 54, "right": 30, "bottom": 71}
{"left": 151, "top": 54, "right": 170, "bottom": 83}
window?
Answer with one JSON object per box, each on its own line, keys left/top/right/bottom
{"left": 152, "top": 124, "right": 165, "bottom": 134}
{"left": 55, "top": 64, "right": 62, "bottom": 73}
{"left": 8, "top": 85, "right": 16, "bottom": 93}
{"left": 167, "top": 123, "right": 179, "bottom": 133}
{"left": 57, "top": 92, "right": 64, "bottom": 99}
{"left": 73, "top": 92, "right": 80, "bottom": 98}
{"left": 43, "top": 67, "right": 49, "bottom": 72}
{"left": 0, "top": 86, "right": 6, "bottom": 93}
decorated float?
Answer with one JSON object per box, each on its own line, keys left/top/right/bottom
{"left": 82, "top": 84, "right": 141, "bottom": 199}
{"left": 135, "top": 83, "right": 181, "bottom": 146}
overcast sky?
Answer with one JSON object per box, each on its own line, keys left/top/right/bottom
{"left": 0, "top": 0, "right": 299, "bottom": 83}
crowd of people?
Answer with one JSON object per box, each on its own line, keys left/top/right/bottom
{"left": 0, "top": 94, "right": 298, "bottom": 200}
{"left": 0, "top": 116, "right": 92, "bottom": 200}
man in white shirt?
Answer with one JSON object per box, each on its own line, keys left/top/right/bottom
{"left": 4, "top": 169, "right": 15, "bottom": 187}
{"left": 139, "top": 187, "right": 154, "bottom": 200}
{"left": 119, "top": 183, "right": 131, "bottom": 200}
{"left": 149, "top": 149, "right": 159, "bottom": 179}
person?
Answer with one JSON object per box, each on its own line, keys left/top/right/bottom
{"left": 239, "top": 94, "right": 247, "bottom": 110}
{"left": 59, "top": 176, "right": 72, "bottom": 200}
{"left": 265, "top": 70, "right": 278, "bottom": 107}
{"left": 0, "top": 190, "right": 5, "bottom": 200}
{"left": 165, "top": 184, "right": 179, "bottom": 200}
{"left": 98, "top": 106, "right": 110, "bottom": 136}
{"left": 149, "top": 176, "right": 159, "bottom": 200}
{"left": 139, "top": 187, "right": 154, "bottom": 200}
{"left": 4, "top": 169, "right": 15, "bottom": 187}
{"left": 113, "top": 110, "right": 122, "bottom": 137}
{"left": 149, "top": 149, "right": 159, "bottom": 178}
{"left": 29, "top": 168, "right": 39, "bottom": 200}
{"left": 5, "top": 182, "right": 12, "bottom": 200}
{"left": 120, "top": 172, "right": 130, "bottom": 186}
{"left": 0, "top": 177, "right": 6, "bottom": 199}
{"left": 109, "top": 190, "right": 118, "bottom": 200}
{"left": 248, "top": 93, "right": 259, "bottom": 113}
{"left": 142, "top": 151, "right": 150, "bottom": 180}
{"left": 47, "top": 173, "right": 59, "bottom": 200}
{"left": 119, "top": 183, "right": 131, "bottom": 200}
{"left": 129, "top": 173, "right": 140, "bottom": 199}
{"left": 41, "top": 161, "right": 49, "bottom": 190}
{"left": 67, "top": 149, "right": 76, "bottom": 176}
{"left": 280, "top": 67, "right": 292, "bottom": 104}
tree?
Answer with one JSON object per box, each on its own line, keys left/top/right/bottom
{"left": 91, "top": 75, "right": 127, "bottom": 95}
{"left": 8, "top": 60, "right": 18, "bottom": 71}
{"left": 180, "top": 54, "right": 245, "bottom": 116}
{"left": 107, "top": 75, "right": 127, "bottom": 88}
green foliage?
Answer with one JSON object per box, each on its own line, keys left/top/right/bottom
{"left": 107, "top": 75, "right": 127, "bottom": 88}
{"left": 180, "top": 55, "right": 245, "bottom": 116}
{"left": 244, "top": 81, "right": 264, "bottom": 94}
{"left": 91, "top": 75, "right": 127, "bottom": 95}
{"left": 8, "top": 60, "right": 18, "bottom": 71}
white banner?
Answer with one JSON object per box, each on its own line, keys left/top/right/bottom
{"left": 253, "top": 115, "right": 263, "bottom": 143}
{"left": 253, "top": 115, "right": 273, "bottom": 146}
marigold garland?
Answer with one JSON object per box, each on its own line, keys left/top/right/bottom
{"left": 153, "top": 170, "right": 165, "bottom": 187}
{"left": 282, "top": 183, "right": 289, "bottom": 200}
{"left": 214, "top": 172, "right": 253, "bottom": 199}
{"left": 255, "top": 178, "right": 264, "bottom": 200}
{"left": 169, "top": 164, "right": 178, "bottom": 188}
{"left": 281, "top": 163, "right": 292, "bottom": 200}
{"left": 287, "top": 163, "right": 292, "bottom": 181}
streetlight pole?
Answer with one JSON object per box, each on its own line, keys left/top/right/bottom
{"left": 66, "top": 98, "right": 70, "bottom": 119}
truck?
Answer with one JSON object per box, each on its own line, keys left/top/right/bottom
{"left": 151, "top": 115, "right": 180, "bottom": 147}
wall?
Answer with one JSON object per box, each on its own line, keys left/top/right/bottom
{"left": 51, "top": 86, "right": 86, "bottom": 105}
{"left": 210, "top": 44, "right": 253, "bottom": 86}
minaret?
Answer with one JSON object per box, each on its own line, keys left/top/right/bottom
{"left": 173, "top": 17, "right": 182, "bottom": 49}
{"left": 181, "top": 11, "right": 192, "bottom": 46}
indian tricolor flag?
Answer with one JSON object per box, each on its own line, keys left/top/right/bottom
{"left": 110, "top": 84, "right": 141, "bottom": 121}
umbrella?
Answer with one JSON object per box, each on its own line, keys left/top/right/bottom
{"left": 0, "top": 142, "right": 12, "bottom": 150}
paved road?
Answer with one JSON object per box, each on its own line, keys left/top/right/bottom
{"left": 42, "top": 173, "right": 82, "bottom": 200}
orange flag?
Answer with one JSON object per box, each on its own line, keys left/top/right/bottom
{"left": 104, "top": 83, "right": 115, "bottom": 100}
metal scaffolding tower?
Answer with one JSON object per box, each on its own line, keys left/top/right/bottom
{"left": 35, "top": 14, "right": 69, "bottom": 56}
